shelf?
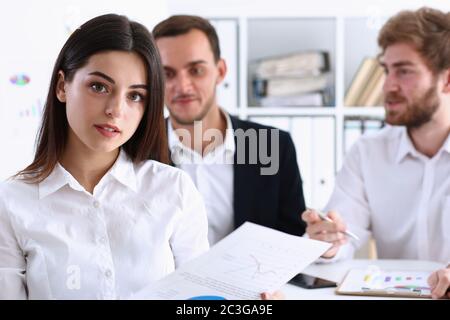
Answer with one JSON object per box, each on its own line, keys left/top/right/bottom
{"left": 343, "top": 106, "right": 385, "bottom": 117}
{"left": 208, "top": 14, "right": 387, "bottom": 208}
{"left": 247, "top": 17, "right": 336, "bottom": 107}
{"left": 246, "top": 107, "right": 336, "bottom": 117}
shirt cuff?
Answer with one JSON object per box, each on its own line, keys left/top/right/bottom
{"left": 315, "top": 243, "right": 354, "bottom": 264}
{"left": 302, "top": 233, "right": 354, "bottom": 264}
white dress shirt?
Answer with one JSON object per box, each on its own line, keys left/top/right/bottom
{"left": 325, "top": 126, "right": 450, "bottom": 265}
{"left": 168, "top": 111, "right": 235, "bottom": 246}
{"left": 0, "top": 150, "right": 209, "bottom": 299}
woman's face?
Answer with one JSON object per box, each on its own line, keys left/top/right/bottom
{"left": 56, "top": 51, "right": 148, "bottom": 154}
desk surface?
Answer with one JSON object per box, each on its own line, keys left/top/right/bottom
{"left": 282, "top": 259, "right": 444, "bottom": 300}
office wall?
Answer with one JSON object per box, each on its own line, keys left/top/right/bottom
{"left": 168, "top": 0, "right": 450, "bottom": 16}
{"left": 1, "top": 0, "right": 448, "bottom": 180}
{"left": 0, "top": 0, "right": 167, "bottom": 180}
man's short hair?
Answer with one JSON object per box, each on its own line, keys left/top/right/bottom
{"left": 153, "top": 15, "right": 221, "bottom": 62}
{"left": 378, "top": 7, "right": 450, "bottom": 74}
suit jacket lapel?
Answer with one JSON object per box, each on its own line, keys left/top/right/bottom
{"left": 230, "top": 115, "right": 257, "bottom": 228}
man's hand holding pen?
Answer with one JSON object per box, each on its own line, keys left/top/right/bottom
{"left": 301, "top": 209, "right": 354, "bottom": 259}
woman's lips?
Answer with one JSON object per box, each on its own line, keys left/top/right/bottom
{"left": 94, "top": 125, "right": 120, "bottom": 138}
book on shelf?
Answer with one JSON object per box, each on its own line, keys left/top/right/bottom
{"left": 375, "top": 92, "right": 384, "bottom": 106}
{"left": 363, "top": 72, "right": 384, "bottom": 106}
{"left": 344, "top": 57, "right": 381, "bottom": 107}
{"left": 356, "top": 64, "right": 384, "bottom": 106}
{"left": 253, "top": 51, "right": 330, "bottom": 78}
{"left": 259, "top": 92, "right": 324, "bottom": 107}
{"left": 253, "top": 73, "right": 330, "bottom": 97}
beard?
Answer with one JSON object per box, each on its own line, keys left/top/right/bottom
{"left": 384, "top": 82, "right": 440, "bottom": 128}
{"left": 169, "top": 90, "right": 216, "bottom": 126}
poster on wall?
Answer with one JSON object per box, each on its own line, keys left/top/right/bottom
{"left": 0, "top": 0, "right": 168, "bottom": 180}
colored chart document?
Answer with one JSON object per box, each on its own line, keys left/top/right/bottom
{"left": 337, "top": 267, "right": 433, "bottom": 298}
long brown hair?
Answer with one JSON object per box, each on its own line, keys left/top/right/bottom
{"left": 16, "top": 14, "right": 168, "bottom": 183}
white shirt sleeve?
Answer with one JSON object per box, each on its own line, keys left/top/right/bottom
{"left": 0, "top": 192, "right": 27, "bottom": 299}
{"left": 169, "top": 172, "right": 209, "bottom": 268}
{"left": 322, "top": 141, "right": 373, "bottom": 260}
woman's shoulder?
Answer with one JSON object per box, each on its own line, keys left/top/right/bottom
{"left": 0, "top": 177, "right": 38, "bottom": 209}
{"left": 133, "top": 159, "right": 194, "bottom": 190}
{"left": 0, "top": 177, "right": 37, "bottom": 192}
{"left": 135, "top": 159, "right": 184, "bottom": 177}
{"left": 131, "top": 160, "right": 199, "bottom": 208}
{"left": 0, "top": 177, "right": 36, "bottom": 195}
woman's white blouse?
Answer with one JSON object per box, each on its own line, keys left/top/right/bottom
{"left": 0, "top": 150, "right": 209, "bottom": 299}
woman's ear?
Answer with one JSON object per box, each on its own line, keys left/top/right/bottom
{"left": 55, "top": 71, "right": 67, "bottom": 102}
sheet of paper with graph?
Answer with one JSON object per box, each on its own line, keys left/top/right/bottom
{"left": 132, "top": 222, "right": 331, "bottom": 300}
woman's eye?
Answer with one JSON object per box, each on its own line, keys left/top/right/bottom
{"left": 129, "top": 92, "right": 145, "bottom": 102}
{"left": 90, "top": 83, "right": 107, "bottom": 93}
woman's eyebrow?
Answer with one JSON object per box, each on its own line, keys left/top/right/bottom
{"left": 88, "top": 71, "right": 146, "bottom": 89}
{"left": 130, "top": 84, "right": 147, "bottom": 90}
{"left": 88, "top": 71, "right": 115, "bottom": 84}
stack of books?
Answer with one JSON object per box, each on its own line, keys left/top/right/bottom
{"left": 250, "top": 51, "right": 331, "bottom": 107}
{"left": 345, "top": 57, "right": 385, "bottom": 107}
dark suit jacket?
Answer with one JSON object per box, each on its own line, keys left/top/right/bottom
{"left": 166, "top": 115, "right": 306, "bottom": 236}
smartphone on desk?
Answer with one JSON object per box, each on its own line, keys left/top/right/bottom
{"left": 289, "top": 273, "right": 337, "bottom": 289}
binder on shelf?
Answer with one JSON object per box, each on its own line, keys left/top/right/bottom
{"left": 254, "top": 51, "right": 330, "bottom": 78}
{"left": 291, "top": 117, "right": 313, "bottom": 207}
{"left": 310, "top": 117, "right": 335, "bottom": 208}
{"left": 248, "top": 116, "right": 291, "bottom": 132}
{"left": 344, "top": 119, "right": 363, "bottom": 152}
{"left": 249, "top": 50, "right": 332, "bottom": 107}
{"left": 291, "top": 117, "right": 336, "bottom": 208}
{"left": 261, "top": 74, "right": 330, "bottom": 97}
{"left": 343, "top": 117, "right": 385, "bottom": 152}
{"left": 210, "top": 19, "right": 238, "bottom": 111}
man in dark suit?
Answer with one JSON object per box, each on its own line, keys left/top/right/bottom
{"left": 153, "top": 15, "right": 306, "bottom": 246}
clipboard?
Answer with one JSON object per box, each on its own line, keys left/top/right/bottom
{"left": 336, "top": 267, "right": 432, "bottom": 299}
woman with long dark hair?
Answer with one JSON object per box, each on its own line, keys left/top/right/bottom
{"left": 0, "top": 14, "right": 208, "bottom": 299}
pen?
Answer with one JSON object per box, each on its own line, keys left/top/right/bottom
{"left": 315, "top": 210, "right": 360, "bottom": 242}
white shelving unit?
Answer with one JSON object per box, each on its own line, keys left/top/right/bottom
{"left": 209, "top": 14, "right": 386, "bottom": 208}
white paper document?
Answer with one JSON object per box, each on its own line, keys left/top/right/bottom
{"left": 133, "top": 222, "right": 331, "bottom": 300}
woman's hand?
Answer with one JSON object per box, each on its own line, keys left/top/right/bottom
{"left": 260, "top": 290, "right": 285, "bottom": 300}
